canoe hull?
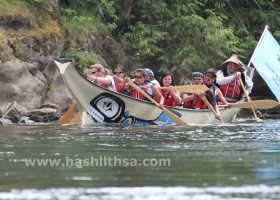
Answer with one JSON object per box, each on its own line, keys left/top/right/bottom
{"left": 55, "top": 61, "right": 240, "bottom": 126}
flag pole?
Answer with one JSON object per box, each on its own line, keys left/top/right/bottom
{"left": 244, "top": 25, "right": 269, "bottom": 122}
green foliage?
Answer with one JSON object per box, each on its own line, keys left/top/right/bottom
{"left": 0, "top": 43, "right": 12, "bottom": 62}
{"left": 120, "top": 0, "right": 242, "bottom": 72}
{"left": 113, "top": 0, "right": 280, "bottom": 74}
{"left": 0, "top": 0, "right": 35, "bottom": 25}
{"left": 60, "top": 7, "right": 97, "bottom": 39}
{"left": 4, "top": 0, "right": 280, "bottom": 79}
{"left": 95, "top": 0, "right": 119, "bottom": 32}
{"left": 61, "top": 49, "right": 98, "bottom": 69}
{"left": 47, "top": 84, "right": 55, "bottom": 92}
{"left": 26, "top": 0, "right": 51, "bottom": 13}
{"left": 13, "top": 44, "right": 27, "bottom": 60}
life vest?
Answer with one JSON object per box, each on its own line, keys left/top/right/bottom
{"left": 219, "top": 79, "right": 241, "bottom": 100}
{"left": 131, "top": 82, "right": 147, "bottom": 100}
{"left": 217, "top": 69, "right": 245, "bottom": 100}
{"left": 114, "top": 81, "right": 123, "bottom": 93}
{"left": 183, "top": 94, "right": 207, "bottom": 109}
{"left": 155, "top": 90, "right": 176, "bottom": 107}
{"left": 99, "top": 83, "right": 115, "bottom": 92}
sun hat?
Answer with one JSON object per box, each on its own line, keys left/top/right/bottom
{"left": 221, "top": 54, "right": 244, "bottom": 72}
{"left": 191, "top": 72, "right": 203, "bottom": 79}
{"left": 237, "top": 60, "right": 246, "bottom": 71}
{"left": 204, "top": 68, "right": 217, "bottom": 78}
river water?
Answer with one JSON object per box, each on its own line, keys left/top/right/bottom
{"left": 0, "top": 117, "right": 280, "bottom": 199}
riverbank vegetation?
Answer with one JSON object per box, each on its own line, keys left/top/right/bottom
{"left": 1, "top": 0, "right": 280, "bottom": 76}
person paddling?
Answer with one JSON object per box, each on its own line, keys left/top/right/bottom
{"left": 87, "top": 64, "right": 116, "bottom": 92}
{"left": 122, "top": 68, "right": 164, "bottom": 109}
{"left": 216, "top": 54, "right": 253, "bottom": 102}
{"left": 181, "top": 72, "right": 221, "bottom": 121}
{"left": 204, "top": 69, "right": 228, "bottom": 106}
{"left": 155, "top": 72, "right": 182, "bottom": 107}
{"left": 112, "top": 64, "right": 126, "bottom": 93}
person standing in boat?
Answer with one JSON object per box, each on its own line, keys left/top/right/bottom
{"left": 155, "top": 72, "right": 182, "bottom": 107}
{"left": 216, "top": 54, "right": 253, "bottom": 102}
{"left": 204, "top": 69, "right": 228, "bottom": 106}
{"left": 122, "top": 68, "right": 164, "bottom": 108}
{"left": 87, "top": 64, "right": 116, "bottom": 92}
{"left": 181, "top": 72, "right": 221, "bottom": 120}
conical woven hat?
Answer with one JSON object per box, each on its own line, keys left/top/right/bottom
{"left": 221, "top": 54, "right": 244, "bottom": 72}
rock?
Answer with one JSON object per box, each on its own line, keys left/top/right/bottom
{"left": 0, "top": 59, "right": 47, "bottom": 111}
{"left": 19, "top": 116, "right": 36, "bottom": 125}
{"left": 41, "top": 103, "right": 60, "bottom": 110}
{"left": 0, "top": 118, "right": 13, "bottom": 125}
{"left": 0, "top": 102, "right": 22, "bottom": 123}
{"left": 29, "top": 115, "right": 45, "bottom": 123}
{"left": 43, "top": 68, "right": 73, "bottom": 112}
{"left": 0, "top": 1, "right": 127, "bottom": 120}
{"left": 0, "top": 58, "right": 73, "bottom": 116}
{"left": 25, "top": 107, "right": 61, "bottom": 122}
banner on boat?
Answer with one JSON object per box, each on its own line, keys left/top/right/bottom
{"left": 251, "top": 27, "right": 280, "bottom": 101}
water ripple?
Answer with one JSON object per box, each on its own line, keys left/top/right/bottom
{"left": 0, "top": 185, "right": 280, "bottom": 200}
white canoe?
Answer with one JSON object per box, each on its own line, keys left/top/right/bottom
{"left": 55, "top": 60, "right": 240, "bottom": 126}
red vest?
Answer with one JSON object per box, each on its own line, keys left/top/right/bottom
{"left": 131, "top": 83, "right": 147, "bottom": 100}
{"left": 184, "top": 95, "right": 207, "bottom": 109}
{"left": 100, "top": 83, "right": 108, "bottom": 89}
{"left": 115, "top": 81, "right": 123, "bottom": 93}
{"left": 94, "top": 81, "right": 111, "bottom": 90}
{"left": 155, "top": 90, "right": 176, "bottom": 107}
{"left": 219, "top": 80, "right": 241, "bottom": 100}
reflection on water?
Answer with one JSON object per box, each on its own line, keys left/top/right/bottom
{"left": 0, "top": 118, "right": 280, "bottom": 199}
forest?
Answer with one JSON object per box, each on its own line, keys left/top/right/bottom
{"left": 62, "top": 0, "right": 280, "bottom": 75}
{"left": 1, "top": 0, "right": 280, "bottom": 80}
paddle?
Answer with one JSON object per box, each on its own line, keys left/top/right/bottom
{"left": 200, "top": 94, "right": 223, "bottom": 123}
{"left": 158, "top": 85, "right": 209, "bottom": 93}
{"left": 69, "top": 110, "right": 83, "bottom": 124}
{"left": 219, "top": 100, "right": 279, "bottom": 109}
{"left": 58, "top": 103, "right": 76, "bottom": 125}
{"left": 238, "top": 77, "right": 260, "bottom": 122}
{"left": 127, "top": 79, "right": 186, "bottom": 125}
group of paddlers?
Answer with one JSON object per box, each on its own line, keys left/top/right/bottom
{"left": 86, "top": 54, "right": 253, "bottom": 121}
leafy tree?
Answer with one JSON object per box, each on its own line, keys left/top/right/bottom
{"left": 119, "top": 0, "right": 241, "bottom": 75}
{"left": 59, "top": 0, "right": 280, "bottom": 79}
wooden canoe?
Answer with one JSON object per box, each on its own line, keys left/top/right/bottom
{"left": 54, "top": 60, "right": 241, "bottom": 126}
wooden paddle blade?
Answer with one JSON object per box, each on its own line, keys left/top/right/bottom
{"left": 162, "top": 108, "right": 186, "bottom": 125}
{"left": 58, "top": 103, "right": 76, "bottom": 125}
{"left": 69, "top": 111, "right": 83, "bottom": 124}
{"left": 158, "top": 85, "right": 209, "bottom": 93}
{"left": 229, "top": 100, "right": 279, "bottom": 109}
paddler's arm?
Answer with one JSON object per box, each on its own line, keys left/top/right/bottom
{"left": 122, "top": 77, "right": 131, "bottom": 90}
{"left": 151, "top": 85, "right": 164, "bottom": 109}
{"left": 168, "top": 86, "right": 182, "bottom": 106}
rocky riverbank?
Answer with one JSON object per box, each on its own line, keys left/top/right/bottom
{"left": 0, "top": 1, "right": 126, "bottom": 124}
